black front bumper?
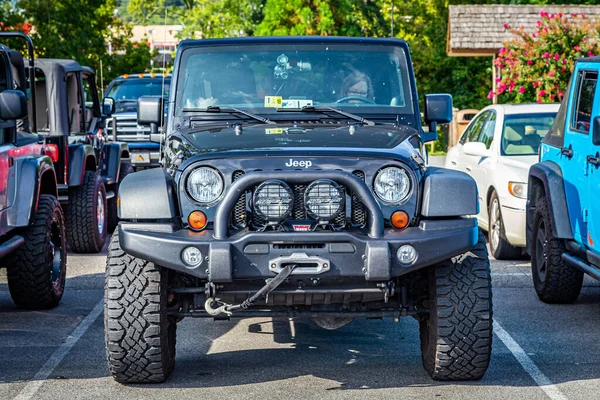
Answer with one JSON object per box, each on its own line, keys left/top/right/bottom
{"left": 119, "top": 218, "right": 478, "bottom": 282}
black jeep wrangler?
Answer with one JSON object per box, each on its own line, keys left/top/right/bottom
{"left": 105, "top": 37, "right": 492, "bottom": 383}
{"left": 0, "top": 32, "right": 66, "bottom": 309}
{"left": 29, "top": 58, "right": 131, "bottom": 252}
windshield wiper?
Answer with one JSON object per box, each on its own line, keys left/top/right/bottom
{"left": 182, "top": 105, "right": 275, "bottom": 124}
{"left": 278, "top": 105, "right": 375, "bottom": 126}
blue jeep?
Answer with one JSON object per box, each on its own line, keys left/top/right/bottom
{"left": 527, "top": 57, "right": 600, "bottom": 303}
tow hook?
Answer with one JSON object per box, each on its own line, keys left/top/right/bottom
{"left": 204, "top": 265, "right": 296, "bottom": 317}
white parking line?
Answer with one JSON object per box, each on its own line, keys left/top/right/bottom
{"left": 14, "top": 299, "right": 104, "bottom": 400}
{"left": 494, "top": 320, "right": 568, "bottom": 400}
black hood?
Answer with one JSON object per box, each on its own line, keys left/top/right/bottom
{"left": 180, "top": 123, "right": 419, "bottom": 153}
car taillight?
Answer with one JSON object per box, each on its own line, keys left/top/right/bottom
{"left": 44, "top": 144, "right": 60, "bottom": 163}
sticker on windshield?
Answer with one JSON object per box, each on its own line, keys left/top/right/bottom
{"left": 281, "top": 99, "right": 313, "bottom": 109}
{"left": 266, "top": 128, "right": 283, "bottom": 135}
{"left": 264, "top": 96, "right": 283, "bottom": 108}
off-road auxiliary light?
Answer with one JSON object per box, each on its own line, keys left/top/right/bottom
{"left": 252, "top": 180, "right": 294, "bottom": 223}
{"left": 397, "top": 245, "right": 418, "bottom": 265}
{"left": 304, "top": 179, "right": 345, "bottom": 221}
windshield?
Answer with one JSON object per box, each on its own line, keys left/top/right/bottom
{"left": 107, "top": 78, "right": 170, "bottom": 112}
{"left": 501, "top": 113, "right": 556, "bottom": 156}
{"left": 175, "top": 43, "right": 414, "bottom": 118}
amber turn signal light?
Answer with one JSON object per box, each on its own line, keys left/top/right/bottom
{"left": 188, "top": 211, "right": 207, "bottom": 230}
{"left": 390, "top": 210, "right": 409, "bottom": 229}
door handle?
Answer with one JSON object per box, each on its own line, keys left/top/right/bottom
{"left": 451, "top": 160, "right": 457, "bottom": 166}
{"left": 561, "top": 145, "right": 574, "bottom": 159}
{"left": 588, "top": 152, "right": 600, "bottom": 167}
{"left": 466, "top": 166, "right": 472, "bottom": 172}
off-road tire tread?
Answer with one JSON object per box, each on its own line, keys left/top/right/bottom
{"left": 107, "top": 162, "right": 134, "bottom": 233}
{"left": 6, "top": 195, "right": 66, "bottom": 309}
{"left": 104, "top": 229, "right": 176, "bottom": 383}
{"left": 531, "top": 196, "right": 583, "bottom": 303}
{"left": 420, "top": 231, "right": 493, "bottom": 380}
{"left": 66, "top": 171, "right": 106, "bottom": 253}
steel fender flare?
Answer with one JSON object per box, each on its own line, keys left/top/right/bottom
{"left": 7, "top": 155, "right": 56, "bottom": 227}
{"left": 527, "top": 161, "right": 573, "bottom": 251}
{"left": 101, "top": 142, "right": 129, "bottom": 185}
{"left": 68, "top": 144, "right": 95, "bottom": 186}
{"left": 118, "top": 168, "right": 179, "bottom": 220}
{"left": 420, "top": 167, "right": 479, "bottom": 217}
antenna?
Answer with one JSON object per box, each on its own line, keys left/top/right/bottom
{"left": 391, "top": 2, "right": 395, "bottom": 37}
{"left": 100, "top": 59, "right": 104, "bottom": 98}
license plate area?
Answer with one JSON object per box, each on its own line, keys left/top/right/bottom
{"left": 269, "top": 253, "right": 330, "bottom": 275}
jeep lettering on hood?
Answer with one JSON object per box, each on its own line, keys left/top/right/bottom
{"left": 285, "top": 159, "right": 312, "bottom": 168}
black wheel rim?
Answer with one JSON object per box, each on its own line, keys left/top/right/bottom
{"left": 535, "top": 220, "right": 548, "bottom": 282}
{"left": 50, "top": 217, "right": 64, "bottom": 290}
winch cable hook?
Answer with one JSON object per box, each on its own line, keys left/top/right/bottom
{"left": 205, "top": 265, "right": 296, "bottom": 317}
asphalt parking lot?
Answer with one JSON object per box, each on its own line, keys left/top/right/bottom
{"left": 1, "top": 237, "right": 599, "bottom": 400}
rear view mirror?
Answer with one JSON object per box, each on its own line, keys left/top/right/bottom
{"left": 102, "top": 97, "right": 116, "bottom": 116}
{"left": 593, "top": 116, "right": 600, "bottom": 146}
{"left": 423, "top": 94, "right": 453, "bottom": 143}
{"left": 463, "top": 141, "right": 488, "bottom": 157}
{"left": 137, "top": 96, "right": 163, "bottom": 135}
{"left": 0, "top": 90, "right": 27, "bottom": 120}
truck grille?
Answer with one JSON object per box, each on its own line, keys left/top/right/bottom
{"left": 105, "top": 116, "right": 153, "bottom": 142}
{"left": 241, "top": 171, "right": 367, "bottom": 229}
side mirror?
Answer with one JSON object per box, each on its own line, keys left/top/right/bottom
{"left": 137, "top": 96, "right": 163, "bottom": 135}
{"left": 0, "top": 90, "right": 27, "bottom": 120}
{"left": 423, "top": 94, "right": 453, "bottom": 143}
{"left": 593, "top": 116, "right": 600, "bottom": 146}
{"left": 463, "top": 141, "right": 488, "bottom": 157}
{"left": 102, "top": 97, "right": 116, "bottom": 116}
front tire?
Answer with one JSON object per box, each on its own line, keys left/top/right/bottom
{"left": 488, "top": 191, "right": 521, "bottom": 260}
{"left": 531, "top": 196, "right": 583, "bottom": 303}
{"left": 419, "top": 230, "right": 492, "bottom": 380}
{"left": 66, "top": 171, "right": 107, "bottom": 253}
{"left": 6, "top": 195, "right": 67, "bottom": 309}
{"left": 105, "top": 229, "right": 176, "bottom": 383}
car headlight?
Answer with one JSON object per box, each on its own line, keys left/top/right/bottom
{"left": 374, "top": 166, "right": 411, "bottom": 204}
{"left": 186, "top": 167, "right": 224, "bottom": 204}
{"left": 304, "top": 179, "right": 345, "bottom": 221}
{"left": 508, "top": 182, "right": 527, "bottom": 199}
{"left": 253, "top": 180, "right": 294, "bottom": 223}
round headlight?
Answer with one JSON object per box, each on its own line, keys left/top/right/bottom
{"left": 374, "top": 167, "right": 411, "bottom": 204}
{"left": 253, "top": 180, "right": 294, "bottom": 223}
{"left": 186, "top": 167, "right": 224, "bottom": 204}
{"left": 304, "top": 179, "right": 345, "bottom": 221}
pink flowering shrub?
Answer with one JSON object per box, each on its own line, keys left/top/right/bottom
{"left": 491, "top": 12, "right": 600, "bottom": 103}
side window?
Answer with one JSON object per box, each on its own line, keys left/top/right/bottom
{"left": 66, "top": 73, "right": 82, "bottom": 133}
{"left": 571, "top": 70, "right": 597, "bottom": 134}
{"left": 460, "top": 111, "right": 488, "bottom": 144}
{"left": 479, "top": 111, "right": 496, "bottom": 149}
{"left": 82, "top": 73, "right": 99, "bottom": 131}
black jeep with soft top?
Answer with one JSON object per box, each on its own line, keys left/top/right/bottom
{"left": 105, "top": 37, "right": 492, "bottom": 383}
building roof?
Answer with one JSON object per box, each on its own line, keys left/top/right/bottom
{"left": 131, "top": 25, "right": 183, "bottom": 47}
{"left": 447, "top": 5, "right": 600, "bottom": 57}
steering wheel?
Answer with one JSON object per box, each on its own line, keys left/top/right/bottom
{"left": 335, "top": 96, "right": 376, "bottom": 104}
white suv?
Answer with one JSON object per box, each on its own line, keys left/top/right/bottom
{"left": 445, "top": 103, "right": 559, "bottom": 259}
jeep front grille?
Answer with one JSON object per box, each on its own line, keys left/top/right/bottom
{"left": 351, "top": 171, "right": 366, "bottom": 226}
{"left": 232, "top": 171, "right": 247, "bottom": 227}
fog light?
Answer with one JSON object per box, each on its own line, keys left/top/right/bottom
{"left": 182, "top": 247, "right": 203, "bottom": 267}
{"left": 397, "top": 245, "right": 417, "bottom": 265}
